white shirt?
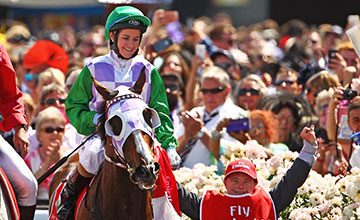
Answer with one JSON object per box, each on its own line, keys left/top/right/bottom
{"left": 176, "top": 98, "right": 248, "bottom": 168}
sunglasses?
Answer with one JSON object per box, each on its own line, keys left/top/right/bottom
{"left": 25, "top": 73, "right": 39, "bottom": 82}
{"left": 275, "top": 80, "right": 295, "bottom": 86}
{"left": 215, "top": 62, "right": 232, "bottom": 70}
{"left": 164, "top": 84, "right": 179, "bottom": 91}
{"left": 200, "top": 86, "right": 225, "bottom": 95}
{"left": 43, "top": 126, "right": 65, "bottom": 134}
{"left": 42, "top": 98, "right": 66, "bottom": 106}
{"left": 238, "top": 88, "right": 260, "bottom": 96}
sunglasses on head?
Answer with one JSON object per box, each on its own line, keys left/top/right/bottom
{"left": 275, "top": 80, "right": 295, "bottom": 86}
{"left": 200, "top": 86, "right": 225, "bottom": 95}
{"left": 42, "top": 98, "right": 66, "bottom": 106}
{"left": 238, "top": 88, "right": 260, "bottom": 96}
{"left": 164, "top": 84, "right": 179, "bottom": 91}
{"left": 43, "top": 126, "right": 65, "bottom": 134}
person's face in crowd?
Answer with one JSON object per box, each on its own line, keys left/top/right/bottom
{"left": 213, "top": 55, "right": 239, "bottom": 81}
{"left": 306, "top": 32, "right": 322, "bottom": 52}
{"left": 339, "top": 49, "right": 360, "bottom": 73}
{"left": 162, "top": 78, "right": 182, "bottom": 112}
{"left": 305, "top": 86, "right": 318, "bottom": 107}
{"left": 110, "top": 29, "right": 141, "bottom": 59}
{"left": 317, "top": 98, "right": 330, "bottom": 128}
{"left": 65, "top": 70, "right": 81, "bottom": 93}
{"left": 249, "top": 116, "right": 267, "bottom": 146}
{"left": 37, "top": 120, "right": 65, "bottom": 156}
{"left": 216, "top": 32, "right": 235, "bottom": 50}
{"left": 323, "top": 32, "right": 341, "bottom": 55}
{"left": 79, "top": 32, "right": 103, "bottom": 58}
{"left": 275, "top": 107, "right": 296, "bottom": 143}
{"left": 236, "top": 80, "right": 261, "bottom": 110}
{"left": 275, "top": 70, "right": 301, "bottom": 95}
{"left": 36, "top": 76, "right": 54, "bottom": 98}
{"left": 162, "top": 55, "right": 183, "bottom": 75}
{"left": 41, "top": 91, "right": 67, "bottom": 112}
{"left": 201, "top": 78, "right": 230, "bottom": 113}
{"left": 348, "top": 108, "right": 360, "bottom": 133}
{"left": 224, "top": 172, "right": 256, "bottom": 195}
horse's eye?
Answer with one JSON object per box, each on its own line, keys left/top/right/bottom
{"left": 109, "top": 116, "right": 123, "bottom": 136}
{"left": 143, "top": 108, "right": 153, "bottom": 128}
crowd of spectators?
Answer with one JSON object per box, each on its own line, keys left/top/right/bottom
{"left": 2, "top": 8, "right": 360, "bottom": 201}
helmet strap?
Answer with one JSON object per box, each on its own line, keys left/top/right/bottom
{"left": 110, "top": 30, "right": 142, "bottom": 60}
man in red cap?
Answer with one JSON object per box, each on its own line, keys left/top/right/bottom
{"left": 177, "top": 125, "right": 317, "bottom": 220}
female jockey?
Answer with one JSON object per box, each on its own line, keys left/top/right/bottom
{"left": 0, "top": 43, "right": 38, "bottom": 220}
{"left": 57, "top": 6, "right": 180, "bottom": 219}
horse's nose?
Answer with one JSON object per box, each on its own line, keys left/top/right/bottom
{"left": 134, "top": 162, "right": 159, "bottom": 185}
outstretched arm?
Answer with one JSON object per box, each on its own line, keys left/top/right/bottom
{"left": 270, "top": 126, "right": 318, "bottom": 214}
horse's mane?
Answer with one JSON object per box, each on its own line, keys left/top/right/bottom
{"left": 97, "top": 101, "right": 107, "bottom": 144}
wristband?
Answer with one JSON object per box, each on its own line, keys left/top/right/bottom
{"left": 197, "top": 127, "right": 207, "bottom": 138}
{"left": 211, "top": 130, "right": 222, "bottom": 141}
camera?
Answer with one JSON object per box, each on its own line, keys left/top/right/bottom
{"left": 342, "top": 88, "right": 357, "bottom": 101}
{"left": 226, "top": 118, "right": 250, "bottom": 133}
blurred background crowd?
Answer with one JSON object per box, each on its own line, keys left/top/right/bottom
{"left": 1, "top": 0, "right": 360, "bottom": 203}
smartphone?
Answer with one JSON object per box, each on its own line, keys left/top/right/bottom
{"left": 152, "top": 37, "right": 173, "bottom": 53}
{"left": 226, "top": 118, "right": 250, "bottom": 133}
{"left": 348, "top": 15, "right": 359, "bottom": 28}
{"left": 195, "top": 44, "right": 206, "bottom": 60}
{"left": 328, "top": 49, "right": 338, "bottom": 60}
{"left": 166, "top": 21, "right": 184, "bottom": 44}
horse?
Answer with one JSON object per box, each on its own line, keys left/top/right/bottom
{"left": 50, "top": 67, "right": 180, "bottom": 220}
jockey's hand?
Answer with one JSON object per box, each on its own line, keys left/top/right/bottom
{"left": 167, "top": 147, "right": 181, "bottom": 169}
{"left": 13, "top": 124, "right": 29, "bottom": 158}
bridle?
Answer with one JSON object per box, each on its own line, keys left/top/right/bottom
{"left": 103, "top": 92, "right": 157, "bottom": 190}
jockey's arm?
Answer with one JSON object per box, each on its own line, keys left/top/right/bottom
{"left": 66, "top": 66, "right": 97, "bottom": 136}
{"left": 148, "top": 69, "right": 178, "bottom": 150}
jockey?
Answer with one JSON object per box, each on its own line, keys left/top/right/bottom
{"left": 57, "top": 6, "right": 181, "bottom": 219}
{"left": 0, "top": 43, "right": 38, "bottom": 220}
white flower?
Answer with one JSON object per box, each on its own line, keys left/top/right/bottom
{"left": 310, "top": 192, "right": 324, "bottom": 206}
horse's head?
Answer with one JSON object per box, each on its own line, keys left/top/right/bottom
{"left": 94, "top": 67, "right": 160, "bottom": 190}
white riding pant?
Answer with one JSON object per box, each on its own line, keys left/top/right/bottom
{"left": 0, "top": 135, "right": 37, "bottom": 206}
{"left": 78, "top": 134, "right": 104, "bottom": 175}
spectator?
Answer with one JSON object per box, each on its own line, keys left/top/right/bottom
{"left": 178, "top": 126, "right": 317, "bottom": 220}
{"left": 272, "top": 99, "right": 302, "bottom": 152}
{"left": 209, "top": 110, "right": 288, "bottom": 161}
{"left": 161, "top": 73, "right": 185, "bottom": 134}
{"left": 176, "top": 66, "right": 247, "bottom": 168}
{"left": 25, "top": 107, "right": 66, "bottom": 200}
{"left": 234, "top": 74, "right": 267, "bottom": 111}
{"left": 159, "top": 50, "right": 190, "bottom": 87}
{"left": 305, "top": 70, "right": 339, "bottom": 108}
{"left": 314, "top": 89, "right": 334, "bottom": 129}
{"left": 328, "top": 41, "right": 360, "bottom": 87}
{"left": 274, "top": 66, "right": 302, "bottom": 95}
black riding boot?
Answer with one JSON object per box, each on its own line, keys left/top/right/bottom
{"left": 19, "top": 205, "right": 36, "bottom": 220}
{"left": 56, "top": 168, "right": 91, "bottom": 220}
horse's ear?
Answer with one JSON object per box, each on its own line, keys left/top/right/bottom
{"left": 92, "top": 77, "right": 119, "bottom": 100}
{"left": 129, "top": 66, "right": 146, "bottom": 95}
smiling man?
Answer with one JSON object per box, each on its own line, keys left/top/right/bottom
{"left": 177, "top": 126, "right": 318, "bottom": 220}
{"left": 175, "top": 66, "right": 247, "bottom": 168}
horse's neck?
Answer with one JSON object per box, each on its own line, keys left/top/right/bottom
{"left": 94, "top": 144, "right": 153, "bottom": 219}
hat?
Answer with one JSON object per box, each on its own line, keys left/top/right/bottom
{"left": 105, "top": 6, "right": 151, "bottom": 40}
{"left": 224, "top": 159, "right": 257, "bottom": 180}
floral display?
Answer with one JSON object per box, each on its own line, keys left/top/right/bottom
{"left": 173, "top": 140, "right": 360, "bottom": 219}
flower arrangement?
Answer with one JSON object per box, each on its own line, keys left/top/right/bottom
{"left": 173, "top": 140, "right": 360, "bottom": 219}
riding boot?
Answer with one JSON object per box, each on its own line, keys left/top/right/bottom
{"left": 19, "top": 205, "right": 36, "bottom": 220}
{"left": 56, "top": 168, "right": 92, "bottom": 220}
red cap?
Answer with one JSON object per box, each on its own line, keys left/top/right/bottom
{"left": 224, "top": 159, "right": 257, "bottom": 180}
